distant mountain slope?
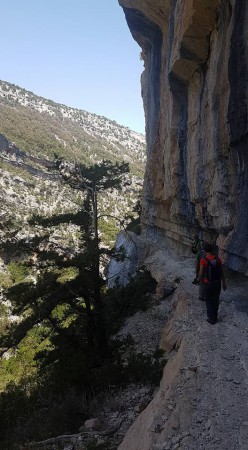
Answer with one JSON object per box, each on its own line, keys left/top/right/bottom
{"left": 0, "top": 80, "right": 146, "bottom": 175}
{"left": 0, "top": 80, "right": 145, "bottom": 247}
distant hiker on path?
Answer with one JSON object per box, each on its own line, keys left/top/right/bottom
{"left": 197, "top": 242, "right": 227, "bottom": 324}
{"left": 192, "top": 239, "right": 205, "bottom": 301}
{"left": 191, "top": 233, "right": 200, "bottom": 255}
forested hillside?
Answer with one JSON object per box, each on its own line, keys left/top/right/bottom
{"left": 0, "top": 81, "right": 161, "bottom": 450}
{"left": 0, "top": 80, "right": 145, "bottom": 244}
{"left": 0, "top": 80, "right": 146, "bottom": 171}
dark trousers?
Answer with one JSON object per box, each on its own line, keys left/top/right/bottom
{"left": 199, "top": 283, "right": 204, "bottom": 300}
{"left": 203, "top": 282, "right": 221, "bottom": 322}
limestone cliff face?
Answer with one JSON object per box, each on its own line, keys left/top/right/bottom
{"left": 119, "top": 0, "right": 248, "bottom": 274}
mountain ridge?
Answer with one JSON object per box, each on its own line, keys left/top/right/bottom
{"left": 0, "top": 79, "right": 145, "bottom": 246}
{"left": 0, "top": 79, "right": 146, "bottom": 172}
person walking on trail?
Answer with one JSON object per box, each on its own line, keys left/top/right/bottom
{"left": 192, "top": 239, "right": 205, "bottom": 300}
{"left": 191, "top": 233, "right": 201, "bottom": 255}
{"left": 197, "top": 242, "right": 227, "bottom": 324}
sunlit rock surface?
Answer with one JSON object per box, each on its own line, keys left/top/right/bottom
{"left": 107, "top": 231, "right": 142, "bottom": 287}
{"left": 119, "top": 0, "right": 248, "bottom": 274}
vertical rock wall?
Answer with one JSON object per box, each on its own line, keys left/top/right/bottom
{"left": 119, "top": 0, "right": 248, "bottom": 274}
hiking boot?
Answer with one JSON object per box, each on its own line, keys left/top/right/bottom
{"left": 206, "top": 318, "right": 217, "bottom": 325}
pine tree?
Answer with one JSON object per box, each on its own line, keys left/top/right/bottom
{"left": 54, "top": 158, "right": 130, "bottom": 355}
{"left": 0, "top": 159, "right": 129, "bottom": 361}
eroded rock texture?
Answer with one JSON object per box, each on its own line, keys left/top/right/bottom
{"left": 119, "top": 0, "right": 248, "bottom": 274}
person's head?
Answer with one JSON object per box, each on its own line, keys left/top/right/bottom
{"left": 204, "top": 242, "right": 213, "bottom": 253}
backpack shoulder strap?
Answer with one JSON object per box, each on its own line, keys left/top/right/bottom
{"left": 203, "top": 257, "right": 213, "bottom": 280}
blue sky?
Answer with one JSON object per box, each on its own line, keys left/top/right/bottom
{"left": 0, "top": 0, "right": 145, "bottom": 133}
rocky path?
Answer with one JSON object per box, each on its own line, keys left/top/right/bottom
{"left": 186, "top": 271, "right": 248, "bottom": 450}
{"left": 118, "top": 253, "right": 248, "bottom": 450}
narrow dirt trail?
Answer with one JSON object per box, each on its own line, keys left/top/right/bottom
{"left": 118, "top": 252, "right": 248, "bottom": 450}
{"left": 182, "top": 270, "right": 248, "bottom": 450}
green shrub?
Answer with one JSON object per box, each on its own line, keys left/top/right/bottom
{"left": 0, "top": 316, "right": 11, "bottom": 338}
{"left": 56, "top": 267, "right": 79, "bottom": 283}
{"left": 122, "top": 350, "right": 166, "bottom": 385}
{"left": 98, "top": 219, "right": 119, "bottom": 245}
{"left": 7, "top": 261, "right": 31, "bottom": 284}
{"left": 88, "top": 344, "right": 166, "bottom": 388}
{"left": 0, "top": 385, "right": 88, "bottom": 448}
{"left": 0, "top": 271, "right": 13, "bottom": 288}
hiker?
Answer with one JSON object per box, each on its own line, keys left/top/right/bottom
{"left": 194, "top": 240, "right": 205, "bottom": 300}
{"left": 191, "top": 233, "right": 200, "bottom": 255}
{"left": 197, "top": 242, "right": 227, "bottom": 324}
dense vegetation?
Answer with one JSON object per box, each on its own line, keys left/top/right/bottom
{"left": 0, "top": 80, "right": 161, "bottom": 450}
{"left": 0, "top": 160, "right": 162, "bottom": 449}
{"left": 0, "top": 264, "right": 160, "bottom": 449}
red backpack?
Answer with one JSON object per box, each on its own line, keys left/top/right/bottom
{"left": 204, "top": 257, "right": 221, "bottom": 283}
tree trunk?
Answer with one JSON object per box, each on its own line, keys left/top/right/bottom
{"left": 91, "top": 186, "right": 109, "bottom": 356}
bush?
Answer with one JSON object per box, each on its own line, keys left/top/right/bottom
{"left": 0, "top": 272, "right": 12, "bottom": 288}
{"left": 7, "top": 261, "right": 31, "bottom": 284}
{"left": 0, "top": 385, "right": 89, "bottom": 448}
{"left": 0, "top": 261, "right": 158, "bottom": 447}
{"left": 122, "top": 351, "right": 165, "bottom": 385}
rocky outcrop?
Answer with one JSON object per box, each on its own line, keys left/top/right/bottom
{"left": 107, "top": 231, "right": 143, "bottom": 287}
{"left": 119, "top": 0, "right": 248, "bottom": 274}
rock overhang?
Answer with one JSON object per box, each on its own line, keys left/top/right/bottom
{"left": 119, "top": 0, "right": 248, "bottom": 275}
